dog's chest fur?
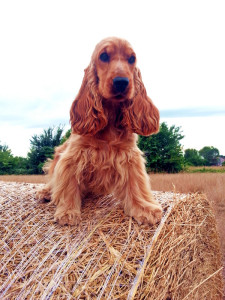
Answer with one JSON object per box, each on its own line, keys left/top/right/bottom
{"left": 69, "top": 133, "right": 139, "bottom": 194}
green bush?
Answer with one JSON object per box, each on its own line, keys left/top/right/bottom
{"left": 138, "top": 122, "right": 184, "bottom": 173}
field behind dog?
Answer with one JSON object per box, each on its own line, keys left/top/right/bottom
{"left": 0, "top": 172, "right": 225, "bottom": 275}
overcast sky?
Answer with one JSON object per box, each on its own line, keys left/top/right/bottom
{"left": 0, "top": 0, "right": 225, "bottom": 157}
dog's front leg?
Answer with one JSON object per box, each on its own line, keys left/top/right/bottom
{"left": 51, "top": 155, "right": 81, "bottom": 226}
{"left": 118, "top": 152, "right": 162, "bottom": 225}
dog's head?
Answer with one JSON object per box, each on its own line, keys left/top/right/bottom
{"left": 70, "top": 37, "right": 159, "bottom": 136}
{"left": 92, "top": 37, "right": 137, "bottom": 101}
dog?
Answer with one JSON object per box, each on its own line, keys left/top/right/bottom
{"left": 36, "top": 37, "right": 162, "bottom": 226}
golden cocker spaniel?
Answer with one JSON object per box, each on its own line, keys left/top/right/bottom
{"left": 37, "top": 37, "right": 162, "bottom": 226}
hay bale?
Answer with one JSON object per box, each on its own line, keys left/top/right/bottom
{"left": 0, "top": 181, "right": 223, "bottom": 299}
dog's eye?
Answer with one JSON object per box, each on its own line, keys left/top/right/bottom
{"left": 128, "top": 55, "right": 136, "bottom": 64}
{"left": 99, "top": 52, "right": 110, "bottom": 62}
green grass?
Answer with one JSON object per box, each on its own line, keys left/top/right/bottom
{"left": 187, "top": 166, "right": 225, "bottom": 173}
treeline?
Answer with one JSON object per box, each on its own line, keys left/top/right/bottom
{"left": 184, "top": 147, "right": 223, "bottom": 167}
{"left": 138, "top": 123, "right": 223, "bottom": 172}
{"left": 0, "top": 123, "right": 223, "bottom": 175}
{"left": 0, "top": 126, "right": 68, "bottom": 175}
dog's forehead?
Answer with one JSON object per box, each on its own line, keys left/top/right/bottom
{"left": 93, "top": 37, "right": 134, "bottom": 58}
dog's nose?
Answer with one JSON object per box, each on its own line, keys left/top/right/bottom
{"left": 113, "top": 77, "right": 129, "bottom": 93}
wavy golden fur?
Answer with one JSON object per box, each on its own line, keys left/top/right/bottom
{"left": 37, "top": 37, "right": 162, "bottom": 225}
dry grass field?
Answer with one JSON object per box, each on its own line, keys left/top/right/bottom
{"left": 0, "top": 174, "right": 47, "bottom": 184}
{"left": 0, "top": 172, "right": 225, "bottom": 280}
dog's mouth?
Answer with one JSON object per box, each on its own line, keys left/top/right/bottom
{"left": 104, "top": 93, "right": 128, "bottom": 102}
{"left": 115, "top": 94, "right": 126, "bottom": 100}
{"left": 111, "top": 89, "right": 129, "bottom": 101}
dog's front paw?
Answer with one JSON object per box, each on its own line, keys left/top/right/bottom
{"left": 54, "top": 209, "right": 81, "bottom": 226}
{"left": 133, "top": 205, "right": 163, "bottom": 225}
{"left": 36, "top": 187, "right": 51, "bottom": 202}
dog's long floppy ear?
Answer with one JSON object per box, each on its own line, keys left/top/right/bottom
{"left": 70, "top": 63, "right": 108, "bottom": 136}
{"left": 122, "top": 68, "right": 160, "bottom": 136}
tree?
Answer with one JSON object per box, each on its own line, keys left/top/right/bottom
{"left": 0, "top": 144, "right": 9, "bottom": 152}
{"left": 0, "top": 141, "right": 29, "bottom": 174}
{"left": 138, "top": 122, "right": 184, "bottom": 173}
{"left": 27, "top": 126, "right": 64, "bottom": 173}
{"left": 199, "top": 146, "right": 219, "bottom": 166}
{"left": 184, "top": 148, "right": 205, "bottom": 166}
{"left": 12, "top": 156, "right": 29, "bottom": 174}
{"left": 60, "top": 129, "right": 71, "bottom": 144}
{"left": 0, "top": 143, "right": 14, "bottom": 174}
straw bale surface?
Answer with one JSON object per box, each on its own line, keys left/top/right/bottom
{"left": 0, "top": 181, "right": 223, "bottom": 299}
